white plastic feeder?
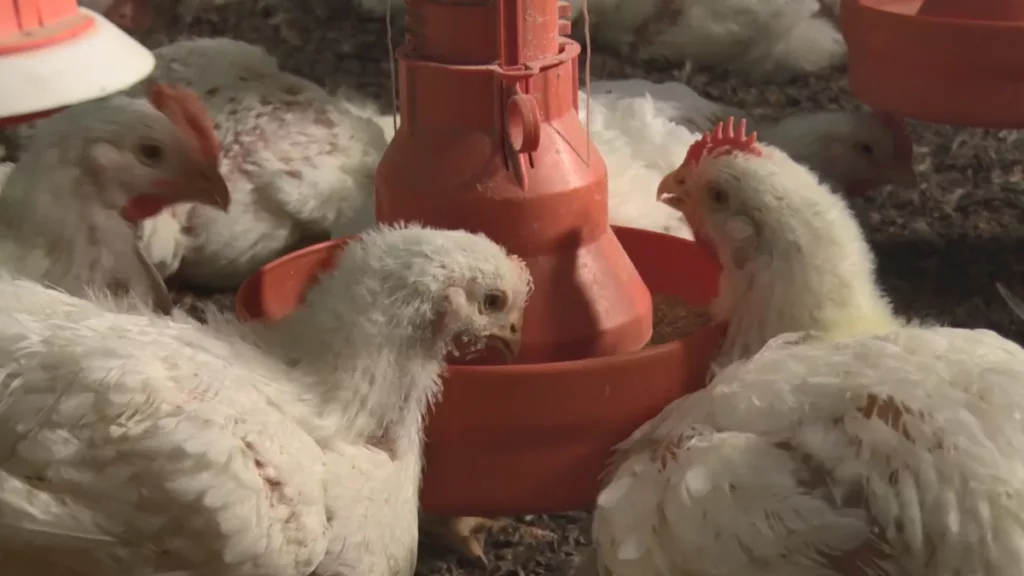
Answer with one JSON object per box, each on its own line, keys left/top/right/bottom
{"left": 0, "top": 0, "right": 154, "bottom": 124}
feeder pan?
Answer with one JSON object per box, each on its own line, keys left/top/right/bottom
{"left": 842, "top": 0, "right": 1024, "bottom": 127}
{"left": 237, "top": 226, "right": 725, "bottom": 515}
{"left": 0, "top": 0, "right": 154, "bottom": 126}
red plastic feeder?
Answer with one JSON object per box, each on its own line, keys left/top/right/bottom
{"left": 0, "top": 0, "right": 154, "bottom": 127}
{"left": 843, "top": 0, "right": 1024, "bottom": 127}
{"left": 237, "top": 0, "right": 725, "bottom": 515}
{"left": 378, "top": 0, "right": 652, "bottom": 364}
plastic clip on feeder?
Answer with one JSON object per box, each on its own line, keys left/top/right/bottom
{"left": 0, "top": 0, "right": 154, "bottom": 127}
{"left": 842, "top": 0, "right": 1024, "bottom": 128}
{"left": 236, "top": 0, "right": 725, "bottom": 516}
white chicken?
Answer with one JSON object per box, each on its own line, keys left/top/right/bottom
{"left": 0, "top": 223, "right": 531, "bottom": 576}
{"left": 0, "top": 84, "right": 230, "bottom": 314}
{"left": 131, "top": 37, "right": 389, "bottom": 289}
{"left": 573, "top": 119, "right": 1024, "bottom": 576}
{"left": 358, "top": 0, "right": 844, "bottom": 79}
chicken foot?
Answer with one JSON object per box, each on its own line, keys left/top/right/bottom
{"left": 421, "top": 514, "right": 555, "bottom": 563}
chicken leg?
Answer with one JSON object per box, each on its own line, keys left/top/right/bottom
{"left": 421, "top": 514, "right": 555, "bottom": 563}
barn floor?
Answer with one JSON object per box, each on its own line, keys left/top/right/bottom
{"left": 143, "top": 1, "right": 1024, "bottom": 573}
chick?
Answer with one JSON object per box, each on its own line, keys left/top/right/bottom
{"left": 657, "top": 117, "right": 899, "bottom": 364}
{"left": 0, "top": 83, "right": 230, "bottom": 314}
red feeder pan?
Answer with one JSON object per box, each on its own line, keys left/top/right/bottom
{"left": 0, "top": 0, "right": 154, "bottom": 127}
{"left": 842, "top": 0, "right": 1024, "bottom": 128}
{"left": 237, "top": 227, "right": 726, "bottom": 515}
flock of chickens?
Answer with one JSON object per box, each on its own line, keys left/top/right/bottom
{"left": 0, "top": 0, "right": 1021, "bottom": 575}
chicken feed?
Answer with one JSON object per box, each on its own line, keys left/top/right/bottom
{"left": 30, "top": 0, "right": 1019, "bottom": 574}
{"left": 650, "top": 295, "right": 713, "bottom": 346}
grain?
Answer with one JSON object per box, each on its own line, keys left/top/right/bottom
{"left": 650, "top": 294, "right": 713, "bottom": 345}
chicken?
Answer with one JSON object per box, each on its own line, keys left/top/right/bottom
{"left": 588, "top": 79, "right": 917, "bottom": 198}
{"left": 0, "top": 223, "right": 531, "bottom": 576}
{"left": 121, "top": 37, "right": 389, "bottom": 289}
{"left": 359, "top": 0, "right": 844, "bottom": 79}
{"left": 0, "top": 83, "right": 230, "bottom": 314}
{"left": 656, "top": 117, "right": 898, "bottom": 364}
{"left": 587, "top": 327, "right": 1024, "bottom": 576}
{"left": 575, "top": 119, "right": 1024, "bottom": 576}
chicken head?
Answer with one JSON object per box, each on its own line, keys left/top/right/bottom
{"left": 439, "top": 257, "right": 530, "bottom": 365}
{"left": 83, "top": 83, "right": 230, "bottom": 225}
{"left": 759, "top": 109, "right": 917, "bottom": 197}
{"left": 825, "top": 110, "right": 917, "bottom": 196}
{"left": 657, "top": 115, "right": 851, "bottom": 270}
{"left": 657, "top": 117, "right": 766, "bottom": 266}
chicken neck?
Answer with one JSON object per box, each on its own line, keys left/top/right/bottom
{"left": 713, "top": 190, "right": 899, "bottom": 364}
{"left": 256, "top": 292, "right": 443, "bottom": 467}
{"left": 0, "top": 162, "right": 142, "bottom": 295}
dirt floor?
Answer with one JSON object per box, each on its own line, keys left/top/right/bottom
{"left": 135, "top": 0, "right": 1024, "bottom": 573}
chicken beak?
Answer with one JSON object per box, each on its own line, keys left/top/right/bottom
{"left": 659, "top": 190, "right": 712, "bottom": 249}
{"left": 887, "top": 164, "right": 919, "bottom": 188}
{"left": 178, "top": 162, "right": 231, "bottom": 212}
{"left": 484, "top": 325, "right": 522, "bottom": 364}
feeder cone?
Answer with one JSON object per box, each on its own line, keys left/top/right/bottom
{"left": 375, "top": 0, "right": 652, "bottom": 364}
{"left": 842, "top": 0, "right": 1024, "bottom": 127}
{"left": 0, "top": 0, "right": 154, "bottom": 125}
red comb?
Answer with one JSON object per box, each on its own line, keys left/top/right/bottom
{"left": 871, "top": 110, "right": 914, "bottom": 163}
{"left": 682, "top": 117, "right": 761, "bottom": 169}
{"left": 146, "top": 82, "right": 221, "bottom": 165}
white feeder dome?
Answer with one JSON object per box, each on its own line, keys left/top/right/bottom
{"left": 0, "top": 0, "right": 154, "bottom": 120}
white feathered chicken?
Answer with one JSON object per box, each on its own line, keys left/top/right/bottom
{"left": 358, "top": 0, "right": 844, "bottom": 79}
{"left": 0, "top": 84, "right": 230, "bottom": 314}
{"left": 573, "top": 119, "right": 1024, "bottom": 576}
{"left": 132, "top": 37, "right": 388, "bottom": 289}
{"left": 0, "top": 223, "right": 531, "bottom": 576}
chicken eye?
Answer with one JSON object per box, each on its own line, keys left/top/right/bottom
{"left": 135, "top": 142, "right": 164, "bottom": 166}
{"left": 856, "top": 142, "right": 874, "bottom": 156}
{"left": 482, "top": 290, "right": 508, "bottom": 313}
{"left": 707, "top": 185, "right": 729, "bottom": 207}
